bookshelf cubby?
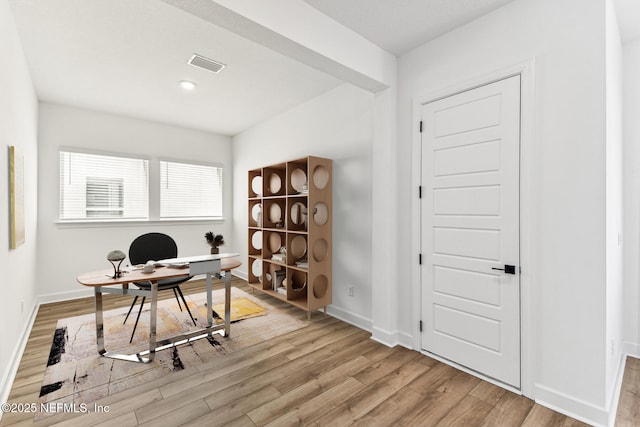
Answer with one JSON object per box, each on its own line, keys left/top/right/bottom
{"left": 247, "top": 156, "right": 332, "bottom": 319}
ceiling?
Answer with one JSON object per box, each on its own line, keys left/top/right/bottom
{"left": 9, "top": 0, "right": 640, "bottom": 137}
{"left": 304, "top": 0, "right": 640, "bottom": 53}
{"left": 8, "top": 0, "right": 343, "bottom": 136}
{"left": 303, "top": 0, "right": 518, "bottom": 56}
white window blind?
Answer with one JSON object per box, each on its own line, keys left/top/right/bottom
{"left": 59, "top": 151, "right": 149, "bottom": 220}
{"left": 160, "top": 160, "right": 223, "bottom": 219}
{"left": 86, "top": 177, "right": 124, "bottom": 218}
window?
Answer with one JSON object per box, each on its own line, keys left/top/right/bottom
{"left": 160, "top": 160, "right": 223, "bottom": 219}
{"left": 59, "top": 151, "right": 148, "bottom": 221}
{"left": 86, "top": 177, "right": 124, "bottom": 218}
{"left": 59, "top": 151, "right": 223, "bottom": 223}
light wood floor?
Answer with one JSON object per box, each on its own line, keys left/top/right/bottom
{"left": 0, "top": 278, "right": 636, "bottom": 426}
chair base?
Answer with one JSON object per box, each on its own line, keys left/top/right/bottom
{"left": 124, "top": 286, "right": 197, "bottom": 343}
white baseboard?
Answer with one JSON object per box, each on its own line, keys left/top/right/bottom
{"left": 326, "top": 305, "right": 372, "bottom": 333}
{"left": 0, "top": 300, "right": 39, "bottom": 421}
{"left": 232, "top": 269, "right": 248, "bottom": 281}
{"left": 536, "top": 352, "right": 629, "bottom": 427}
{"left": 232, "top": 269, "right": 375, "bottom": 339}
{"left": 37, "top": 288, "right": 94, "bottom": 305}
{"left": 534, "top": 384, "right": 609, "bottom": 427}
{"left": 370, "top": 326, "right": 415, "bottom": 350}
{"left": 370, "top": 326, "right": 397, "bottom": 347}
{"left": 606, "top": 352, "right": 627, "bottom": 427}
{"left": 396, "top": 331, "right": 415, "bottom": 350}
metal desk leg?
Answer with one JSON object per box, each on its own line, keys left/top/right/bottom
{"left": 206, "top": 272, "right": 213, "bottom": 327}
{"left": 95, "top": 287, "right": 106, "bottom": 356}
{"left": 94, "top": 286, "right": 154, "bottom": 363}
{"left": 90, "top": 264, "right": 230, "bottom": 363}
{"left": 207, "top": 271, "right": 229, "bottom": 336}
{"left": 224, "top": 270, "right": 231, "bottom": 337}
{"left": 148, "top": 281, "right": 158, "bottom": 361}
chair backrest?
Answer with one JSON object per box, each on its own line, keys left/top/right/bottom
{"left": 129, "top": 232, "right": 178, "bottom": 265}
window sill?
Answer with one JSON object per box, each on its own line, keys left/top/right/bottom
{"left": 56, "top": 218, "right": 225, "bottom": 229}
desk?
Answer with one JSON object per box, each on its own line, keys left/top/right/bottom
{"left": 77, "top": 254, "right": 241, "bottom": 363}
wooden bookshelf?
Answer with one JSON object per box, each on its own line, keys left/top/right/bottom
{"left": 247, "top": 156, "right": 332, "bottom": 319}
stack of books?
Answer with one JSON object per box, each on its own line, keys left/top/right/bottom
{"left": 272, "top": 270, "right": 286, "bottom": 291}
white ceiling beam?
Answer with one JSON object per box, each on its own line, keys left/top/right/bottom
{"left": 161, "top": 0, "right": 396, "bottom": 92}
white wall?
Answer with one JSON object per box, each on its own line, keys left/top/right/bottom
{"left": 605, "top": 0, "right": 625, "bottom": 413}
{"left": 397, "top": 0, "right": 612, "bottom": 424}
{"left": 0, "top": 0, "right": 39, "bottom": 405}
{"left": 37, "top": 103, "right": 233, "bottom": 300}
{"left": 1, "top": 1, "right": 629, "bottom": 425}
{"left": 623, "top": 39, "right": 640, "bottom": 355}
{"left": 231, "top": 84, "right": 374, "bottom": 327}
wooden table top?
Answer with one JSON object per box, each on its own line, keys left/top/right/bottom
{"left": 77, "top": 257, "right": 242, "bottom": 287}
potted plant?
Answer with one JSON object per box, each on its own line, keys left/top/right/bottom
{"left": 205, "top": 231, "right": 224, "bottom": 254}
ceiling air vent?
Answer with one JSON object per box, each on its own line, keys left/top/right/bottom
{"left": 188, "top": 54, "right": 226, "bottom": 74}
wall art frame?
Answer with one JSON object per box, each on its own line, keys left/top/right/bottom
{"left": 9, "top": 146, "right": 25, "bottom": 249}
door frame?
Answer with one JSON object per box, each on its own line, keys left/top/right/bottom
{"left": 410, "top": 59, "right": 536, "bottom": 397}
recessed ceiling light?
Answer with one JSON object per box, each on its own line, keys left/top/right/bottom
{"left": 179, "top": 80, "right": 196, "bottom": 91}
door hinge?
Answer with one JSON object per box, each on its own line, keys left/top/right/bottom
{"left": 419, "top": 121, "right": 423, "bottom": 133}
{"left": 419, "top": 186, "right": 422, "bottom": 199}
{"left": 419, "top": 320, "right": 423, "bottom": 332}
{"left": 419, "top": 253, "right": 422, "bottom": 265}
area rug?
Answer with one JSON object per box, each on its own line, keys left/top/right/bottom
{"left": 36, "top": 287, "right": 307, "bottom": 418}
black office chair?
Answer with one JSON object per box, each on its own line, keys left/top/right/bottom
{"left": 124, "top": 232, "right": 196, "bottom": 343}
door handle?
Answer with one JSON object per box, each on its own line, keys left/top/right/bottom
{"left": 492, "top": 265, "right": 516, "bottom": 274}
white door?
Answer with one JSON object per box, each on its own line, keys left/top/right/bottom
{"left": 420, "top": 75, "right": 521, "bottom": 388}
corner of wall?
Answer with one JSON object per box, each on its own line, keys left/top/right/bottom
{"left": 0, "top": 0, "right": 40, "bottom": 409}
{"left": 533, "top": 384, "right": 610, "bottom": 427}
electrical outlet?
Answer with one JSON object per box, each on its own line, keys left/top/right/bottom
{"left": 348, "top": 286, "right": 354, "bottom": 297}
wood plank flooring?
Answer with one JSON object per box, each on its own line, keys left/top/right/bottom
{"left": 615, "top": 356, "right": 640, "bottom": 427}
{"left": 0, "top": 278, "right": 635, "bottom": 426}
